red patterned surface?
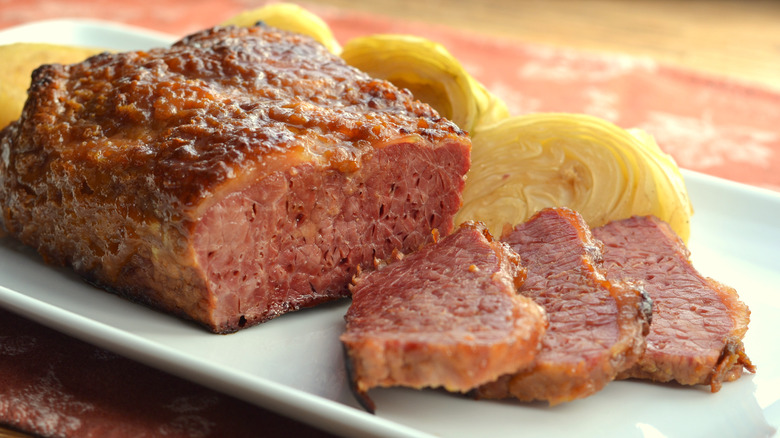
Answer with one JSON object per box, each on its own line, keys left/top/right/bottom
{"left": 0, "top": 311, "right": 330, "bottom": 437}
{"left": 1, "top": 1, "right": 778, "bottom": 437}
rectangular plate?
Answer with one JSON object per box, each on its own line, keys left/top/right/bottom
{"left": 1, "top": 19, "right": 778, "bottom": 438}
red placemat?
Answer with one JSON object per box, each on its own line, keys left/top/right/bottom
{"left": 1, "top": 1, "right": 778, "bottom": 437}
{"left": 0, "top": 310, "right": 334, "bottom": 437}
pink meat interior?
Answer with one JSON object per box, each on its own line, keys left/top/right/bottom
{"left": 193, "top": 140, "right": 469, "bottom": 332}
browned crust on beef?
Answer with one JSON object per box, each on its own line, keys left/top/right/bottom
{"left": 593, "top": 215, "right": 754, "bottom": 391}
{"left": 0, "top": 25, "right": 471, "bottom": 332}
{"left": 340, "top": 222, "right": 547, "bottom": 409}
{"left": 475, "top": 208, "right": 651, "bottom": 405}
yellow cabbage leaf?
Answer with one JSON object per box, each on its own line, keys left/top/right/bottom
{"left": 221, "top": 3, "right": 341, "bottom": 54}
{"left": 455, "top": 113, "right": 693, "bottom": 241}
{"left": 340, "top": 34, "right": 508, "bottom": 133}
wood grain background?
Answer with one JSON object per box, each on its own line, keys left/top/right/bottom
{"left": 301, "top": 0, "right": 780, "bottom": 91}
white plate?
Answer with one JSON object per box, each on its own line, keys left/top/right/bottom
{"left": 1, "top": 19, "right": 779, "bottom": 438}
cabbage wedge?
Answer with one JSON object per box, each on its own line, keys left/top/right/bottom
{"left": 221, "top": 3, "right": 341, "bottom": 54}
{"left": 455, "top": 113, "right": 693, "bottom": 242}
{"left": 340, "top": 34, "right": 508, "bottom": 133}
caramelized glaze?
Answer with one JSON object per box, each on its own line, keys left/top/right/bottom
{"left": 13, "top": 25, "right": 464, "bottom": 220}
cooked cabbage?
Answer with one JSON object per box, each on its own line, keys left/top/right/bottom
{"left": 221, "top": 3, "right": 341, "bottom": 54}
{"left": 455, "top": 113, "right": 693, "bottom": 241}
{"left": 339, "top": 34, "right": 508, "bottom": 133}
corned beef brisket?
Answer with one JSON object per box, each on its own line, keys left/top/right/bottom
{"left": 0, "top": 25, "right": 471, "bottom": 333}
{"left": 476, "top": 208, "right": 652, "bottom": 405}
{"left": 341, "top": 222, "right": 547, "bottom": 412}
{"left": 593, "top": 215, "right": 754, "bottom": 391}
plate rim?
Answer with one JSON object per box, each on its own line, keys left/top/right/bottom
{"left": 0, "top": 18, "right": 778, "bottom": 438}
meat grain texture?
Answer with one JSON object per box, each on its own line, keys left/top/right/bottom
{"left": 0, "top": 25, "right": 471, "bottom": 333}
{"left": 593, "top": 215, "right": 754, "bottom": 391}
{"left": 476, "top": 207, "right": 652, "bottom": 405}
{"left": 341, "top": 222, "right": 547, "bottom": 412}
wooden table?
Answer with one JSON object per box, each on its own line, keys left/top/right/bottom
{"left": 1, "top": 1, "right": 778, "bottom": 437}
{"left": 305, "top": 0, "right": 780, "bottom": 91}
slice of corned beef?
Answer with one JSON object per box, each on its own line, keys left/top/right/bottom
{"left": 475, "top": 207, "right": 651, "bottom": 405}
{"left": 593, "top": 215, "right": 754, "bottom": 391}
{"left": 340, "top": 222, "right": 547, "bottom": 412}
